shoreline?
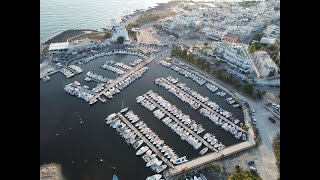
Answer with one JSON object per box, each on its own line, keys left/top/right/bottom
{"left": 40, "top": 0, "right": 181, "bottom": 47}
{"left": 40, "top": 163, "right": 65, "bottom": 180}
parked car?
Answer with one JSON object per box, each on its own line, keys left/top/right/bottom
{"left": 248, "top": 160, "right": 255, "bottom": 166}
{"left": 249, "top": 166, "right": 258, "bottom": 173}
{"left": 251, "top": 108, "right": 255, "bottom": 115}
{"left": 268, "top": 117, "right": 276, "bottom": 123}
{"left": 252, "top": 118, "right": 257, "bottom": 125}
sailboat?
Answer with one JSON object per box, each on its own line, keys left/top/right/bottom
{"left": 120, "top": 100, "right": 128, "bottom": 113}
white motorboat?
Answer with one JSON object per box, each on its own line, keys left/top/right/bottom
{"left": 146, "top": 174, "right": 162, "bottom": 180}
{"left": 199, "top": 147, "right": 208, "bottom": 155}
{"left": 156, "top": 164, "right": 167, "bottom": 173}
{"left": 146, "top": 157, "right": 159, "bottom": 167}
{"left": 136, "top": 146, "right": 149, "bottom": 155}
{"left": 172, "top": 156, "right": 188, "bottom": 165}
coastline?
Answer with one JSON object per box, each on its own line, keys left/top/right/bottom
{"left": 40, "top": 0, "right": 180, "bottom": 47}
{"left": 40, "top": 163, "right": 65, "bottom": 180}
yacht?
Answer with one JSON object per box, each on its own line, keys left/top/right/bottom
{"left": 203, "top": 133, "right": 211, "bottom": 140}
{"left": 136, "top": 146, "right": 149, "bottom": 155}
{"left": 199, "top": 147, "right": 208, "bottom": 155}
{"left": 120, "top": 107, "right": 129, "bottom": 113}
{"left": 172, "top": 156, "right": 188, "bottom": 165}
{"left": 146, "top": 157, "right": 159, "bottom": 167}
{"left": 146, "top": 174, "right": 162, "bottom": 180}
{"left": 156, "top": 164, "right": 167, "bottom": 173}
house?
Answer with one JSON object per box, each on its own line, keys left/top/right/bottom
{"left": 202, "top": 27, "right": 227, "bottom": 41}
{"left": 260, "top": 36, "right": 276, "bottom": 45}
{"left": 263, "top": 24, "right": 280, "bottom": 38}
{"left": 223, "top": 35, "right": 240, "bottom": 43}
{"left": 211, "top": 41, "right": 253, "bottom": 73}
{"left": 163, "top": 18, "right": 177, "bottom": 31}
{"left": 253, "top": 51, "right": 278, "bottom": 78}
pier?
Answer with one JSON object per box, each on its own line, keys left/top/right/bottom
{"left": 66, "top": 66, "right": 78, "bottom": 74}
{"left": 70, "top": 83, "right": 97, "bottom": 95}
{"left": 159, "top": 78, "right": 246, "bottom": 133}
{"left": 116, "top": 112, "right": 175, "bottom": 169}
{"left": 90, "top": 54, "right": 156, "bottom": 104}
{"left": 143, "top": 94, "right": 218, "bottom": 152}
{"left": 163, "top": 141, "right": 255, "bottom": 177}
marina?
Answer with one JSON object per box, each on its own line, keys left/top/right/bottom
{"left": 88, "top": 54, "right": 156, "bottom": 104}
{"left": 158, "top": 61, "right": 206, "bottom": 86}
{"left": 142, "top": 92, "right": 219, "bottom": 153}
{"left": 42, "top": 53, "right": 253, "bottom": 180}
{"left": 155, "top": 77, "right": 247, "bottom": 135}
{"left": 108, "top": 111, "right": 176, "bottom": 169}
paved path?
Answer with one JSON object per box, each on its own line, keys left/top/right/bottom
{"left": 143, "top": 93, "right": 218, "bottom": 152}
{"left": 117, "top": 112, "right": 175, "bottom": 169}
{"left": 159, "top": 78, "right": 246, "bottom": 133}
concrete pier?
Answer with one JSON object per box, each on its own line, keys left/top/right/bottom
{"left": 143, "top": 94, "right": 218, "bottom": 152}
{"left": 89, "top": 54, "right": 156, "bottom": 104}
{"left": 116, "top": 112, "right": 175, "bottom": 169}
{"left": 159, "top": 78, "right": 246, "bottom": 133}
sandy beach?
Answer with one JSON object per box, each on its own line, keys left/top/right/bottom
{"left": 40, "top": 163, "right": 65, "bottom": 180}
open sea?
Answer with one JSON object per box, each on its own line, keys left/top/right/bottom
{"left": 40, "top": 0, "right": 171, "bottom": 43}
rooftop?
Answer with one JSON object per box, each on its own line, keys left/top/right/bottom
{"left": 49, "top": 42, "right": 69, "bottom": 51}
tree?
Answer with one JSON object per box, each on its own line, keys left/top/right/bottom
{"left": 204, "top": 42, "right": 208, "bottom": 46}
{"left": 182, "top": 50, "right": 188, "bottom": 59}
{"left": 261, "top": 90, "right": 266, "bottom": 95}
{"left": 117, "top": 36, "right": 124, "bottom": 44}
{"left": 259, "top": 46, "right": 266, "bottom": 51}
{"left": 249, "top": 44, "right": 256, "bottom": 53}
{"left": 267, "top": 44, "right": 277, "bottom": 51}
{"left": 243, "top": 83, "right": 254, "bottom": 95}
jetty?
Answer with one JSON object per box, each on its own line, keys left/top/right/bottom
{"left": 90, "top": 54, "right": 156, "bottom": 104}
{"left": 116, "top": 112, "right": 175, "bottom": 169}
{"left": 159, "top": 78, "right": 246, "bottom": 133}
{"left": 143, "top": 94, "right": 218, "bottom": 152}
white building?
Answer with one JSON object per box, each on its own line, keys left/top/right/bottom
{"left": 48, "top": 42, "right": 69, "bottom": 55}
{"left": 111, "top": 18, "right": 129, "bottom": 43}
{"left": 263, "top": 24, "right": 280, "bottom": 39}
{"left": 253, "top": 51, "right": 278, "bottom": 78}
{"left": 260, "top": 36, "right": 276, "bottom": 45}
{"left": 48, "top": 38, "right": 101, "bottom": 55}
{"left": 211, "top": 42, "right": 253, "bottom": 73}
{"left": 163, "top": 18, "right": 177, "bottom": 31}
{"left": 202, "top": 27, "right": 227, "bottom": 41}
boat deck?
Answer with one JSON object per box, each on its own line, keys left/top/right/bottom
{"left": 159, "top": 78, "right": 246, "bottom": 133}
{"left": 143, "top": 94, "right": 218, "bottom": 152}
{"left": 116, "top": 112, "right": 175, "bottom": 169}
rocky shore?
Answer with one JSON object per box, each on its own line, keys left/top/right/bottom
{"left": 43, "top": 29, "right": 98, "bottom": 45}
{"left": 40, "top": 163, "right": 65, "bottom": 180}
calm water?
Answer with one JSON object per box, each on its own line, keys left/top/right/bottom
{"left": 40, "top": 55, "right": 244, "bottom": 180}
{"left": 40, "top": 0, "right": 171, "bottom": 43}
